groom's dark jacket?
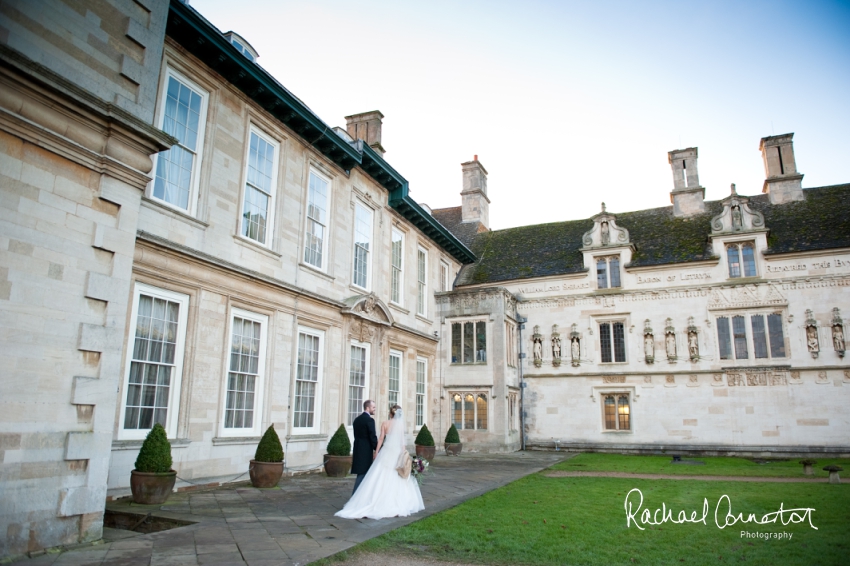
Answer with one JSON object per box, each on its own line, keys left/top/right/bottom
{"left": 351, "top": 412, "right": 378, "bottom": 475}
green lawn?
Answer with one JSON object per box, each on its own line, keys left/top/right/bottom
{"left": 551, "top": 453, "right": 850, "bottom": 479}
{"left": 323, "top": 454, "right": 850, "bottom": 566}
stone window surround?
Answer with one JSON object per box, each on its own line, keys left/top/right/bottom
{"left": 449, "top": 390, "right": 489, "bottom": 431}
{"left": 219, "top": 306, "right": 269, "bottom": 438}
{"left": 601, "top": 391, "right": 632, "bottom": 432}
{"left": 590, "top": 385, "right": 637, "bottom": 434}
{"left": 302, "top": 165, "right": 334, "bottom": 272}
{"left": 726, "top": 240, "right": 757, "bottom": 279}
{"left": 118, "top": 282, "right": 190, "bottom": 441}
{"left": 450, "top": 317, "right": 489, "bottom": 365}
{"left": 149, "top": 65, "right": 209, "bottom": 217}
{"left": 715, "top": 309, "right": 788, "bottom": 362}
{"left": 388, "top": 348, "right": 403, "bottom": 410}
{"left": 347, "top": 340, "right": 370, "bottom": 427}
{"left": 595, "top": 315, "right": 629, "bottom": 364}
{"left": 415, "top": 356, "right": 427, "bottom": 429}
{"left": 292, "top": 325, "right": 325, "bottom": 434}
{"left": 595, "top": 254, "right": 622, "bottom": 289}
{"left": 351, "top": 199, "right": 375, "bottom": 292}
{"left": 390, "top": 227, "right": 404, "bottom": 306}
{"left": 237, "top": 124, "right": 281, "bottom": 249}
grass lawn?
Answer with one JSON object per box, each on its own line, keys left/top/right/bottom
{"left": 551, "top": 453, "right": 850, "bottom": 479}
{"left": 323, "top": 455, "right": 850, "bottom": 566}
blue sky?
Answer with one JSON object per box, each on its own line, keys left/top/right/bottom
{"left": 194, "top": 0, "right": 850, "bottom": 229}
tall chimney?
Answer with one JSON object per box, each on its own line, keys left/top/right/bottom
{"left": 760, "top": 133, "right": 803, "bottom": 204}
{"left": 461, "top": 155, "right": 489, "bottom": 230}
{"left": 667, "top": 147, "right": 705, "bottom": 217}
{"left": 345, "top": 110, "right": 385, "bottom": 156}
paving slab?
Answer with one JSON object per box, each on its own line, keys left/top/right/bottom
{"left": 9, "top": 452, "right": 563, "bottom": 566}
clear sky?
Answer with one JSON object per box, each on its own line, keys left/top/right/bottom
{"left": 193, "top": 0, "right": 850, "bottom": 230}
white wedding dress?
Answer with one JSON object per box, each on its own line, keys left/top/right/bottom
{"left": 335, "top": 410, "right": 425, "bottom": 519}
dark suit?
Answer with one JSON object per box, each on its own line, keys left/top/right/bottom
{"left": 351, "top": 411, "right": 378, "bottom": 493}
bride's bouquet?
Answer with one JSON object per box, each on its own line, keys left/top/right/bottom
{"left": 410, "top": 454, "right": 429, "bottom": 485}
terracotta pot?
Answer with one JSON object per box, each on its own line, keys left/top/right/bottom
{"left": 324, "top": 455, "right": 352, "bottom": 477}
{"left": 445, "top": 442, "right": 463, "bottom": 456}
{"left": 415, "top": 444, "right": 436, "bottom": 462}
{"left": 130, "top": 470, "right": 177, "bottom": 505}
{"left": 249, "top": 460, "right": 283, "bottom": 488}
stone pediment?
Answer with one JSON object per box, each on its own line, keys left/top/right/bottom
{"left": 582, "top": 204, "right": 630, "bottom": 249}
{"left": 708, "top": 284, "right": 787, "bottom": 310}
{"left": 711, "top": 185, "right": 765, "bottom": 234}
{"left": 342, "top": 293, "right": 393, "bottom": 326}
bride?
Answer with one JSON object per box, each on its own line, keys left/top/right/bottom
{"left": 335, "top": 405, "right": 425, "bottom": 519}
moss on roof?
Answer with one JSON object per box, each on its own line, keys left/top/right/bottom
{"left": 455, "top": 184, "right": 850, "bottom": 287}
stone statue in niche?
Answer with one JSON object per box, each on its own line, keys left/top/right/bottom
{"left": 600, "top": 221, "right": 610, "bottom": 245}
{"left": 832, "top": 307, "right": 845, "bottom": 358}
{"left": 731, "top": 204, "right": 742, "bottom": 231}
{"left": 551, "top": 324, "right": 561, "bottom": 367}
{"left": 532, "top": 325, "right": 543, "bottom": 367}
{"left": 570, "top": 323, "right": 580, "bottom": 366}
{"left": 665, "top": 318, "right": 677, "bottom": 360}
{"left": 643, "top": 319, "right": 654, "bottom": 364}
{"left": 805, "top": 309, "right": 819, "bottom": 359}
{"left": 688, "top": 330, "right": 699, "bottom": 360}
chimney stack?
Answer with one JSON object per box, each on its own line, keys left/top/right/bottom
{"left": 667, "top": 147, "right": 705, "bottom": 217}
{"left": 760, "top": 133, "right": 804, "bottom": 204}
{"left": 461, "top": 156, "right": 490, "bottom": 230}
{"left": 345, "top": 110, "right": 385, "bottom": 156}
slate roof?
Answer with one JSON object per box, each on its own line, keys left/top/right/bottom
{"left": 430, "top": 206, "right": 488, "bottom": 249}
{"left": 450, "top": 184, "right": 850, "bottom": 287}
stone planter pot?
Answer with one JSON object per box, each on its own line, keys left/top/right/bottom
{"left": 249, "top": 460, "right": 283, "bottom": 488}
{"left": 324, "top": 455, "right": 352, "bottom": 477}
{"left": 445, "top": 442, "right": 462, "bottom": 456}
{"left": 415, "top": 444, "right": 436, "bottom": 462}
{"left": 130, "top": 470, "right": 177, "bottom": 505}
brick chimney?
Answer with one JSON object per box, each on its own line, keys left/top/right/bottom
{"left": 667, "top": 147, "right": 705, "bottom": 217}
{"left": 760, "top": 133, "right": 804, "bottom": 204}
{"left": 345, "top": 110, "right": 385, "bottom": 156}
{"left": 461, "top": 155, "right": 489, "bottom": 230}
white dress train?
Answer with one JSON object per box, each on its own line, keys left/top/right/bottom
{"left": 335, "top": 411, "right": 424, "bottom": 519}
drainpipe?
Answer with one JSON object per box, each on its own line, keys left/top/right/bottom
{"left": 517, "top": 312, "right": 527, "bottom": 451}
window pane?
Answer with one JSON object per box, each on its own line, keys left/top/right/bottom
{"left": 353, "top": 204, "right": 372, "bottom": 288}
{"left": 727, "top": 246, "right": 741, "bottom": 278}
{"left": 452, "top": 393, "right": 462, "bottom": 429}
{"left": 304, "top": 172, "right": 328, "bottom": 267}
{"left": 596, "top": 259, "right": 608, "bottom": 289}
{"left": 417, "top": 250, "right": 426, "bottom": 315}
{"left": 415, "top": 360, "right": 426, "bottom": 427}
{"left": 451, "top": 322, "right": 461, "bottom": 363}
{"left": 717, "top": 317, "right": 732, "bottom": 360}
{"left": 463, "top": 322, "right": 474, "bottom": 364}
{"left": 476, "top": 394, "right": 487, "bottom": 430}
{"left": 391, "top": 230, "right": 403, "bottom": 303}
{"left": 224, "top": 316, "right": 261, "bottom": 429}
{"left": 732, "top": 315, "right": 748, "bottom": 359}
{"left": 742, "top": 244, "right": 756, "bottom": 277}
{"left": 294, "top": 333, "right": 319, "bottom": 428}
{"left": 604, "top": 396, "right": 616, "bottom": 430}
{"left": 767, "top": 314, "right": 786, "bottom": 358}
{"left": 613, "top": 322, "right": 626, "bottom": 362}
{"left": 476, "top": 321, "right": 487, "bottom": 362}
{"left": 388, "top": 352, "right": 401, "bottom": 407}
{"left": 599, "top": 323, "right": 612, "bottom": 363}
{"left": 609, "top": 258, "right": 621, "bottom": 288}
{"left": 464, "top": 394, "right": 474, "bottom": 430}
{"left": 348, "top": 345, "right": 366, "bottom": 425}
{"left": 751, "top": 315, "right": 768, "bottom": 359}
{"left": 618, "top": 395, "right": 630, "bottom": 430}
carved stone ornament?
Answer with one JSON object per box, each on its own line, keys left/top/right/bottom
{"left": 570, "top": 323, "right": 581, "bottom": 367}
{"left": 710, "top": 184, "right": 766, "bottom": 234}
{"left": 551, "top": 324, "right": 561, "bottom": 367}
{"left": 805, "top": 309, "right": 819, "bottom": 359}
{"left": 582, "top": 203, "right": 630, "bottom": 248}
{"left": 832, "top": 307, "right": 845, "bottom": 358}
{"left": 665, "top": 318, "right": 677, "bottom": 361}
{"left": 532, "top": 325, "right": 543, "bottom": 368}
{"left": 687, "top": 316, "right": 700, "bottom": 361}
{"left": 643, "top": 319, "right": 655, "bottom": 364}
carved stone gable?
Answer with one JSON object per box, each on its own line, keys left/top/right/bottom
{"left": 342, "top": 293, "right": 393, "bottom": 326}
{"left": 711, "top": 185, "right": 765, "bottom": 234}
{"left": 582, "top": 205, "right": 630, "bottom": 249}
{"left": 708, "top": 284, "right": 787, "bottom": 310}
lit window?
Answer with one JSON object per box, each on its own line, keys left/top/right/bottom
{"left": 599, "top": 321, "right": 626, "bottom": 363}
{"left": 727, "top": 242, "right": 757, "bottom": 278}
{"left": 304, "top": 170, "right": 329, "bottom": 269}
{"left": 153, "top": 70, "right": 207, "bottom": 212}
{"left": 241, "top": 128, "right": 278, "bottom": 245}
{"left": 120, "top": 283, "right": 189, "bottom": 439}
{"left": 223, "top": 309, "right": 267, "bottom": 435}
{"left": 388, "top": 350, "right": 402, "bottom": 407}
{"left": 293, "top": 328, "right": 323, "bottom": 432}
{"left": 450, "top": 392, "right": 487, "bottom": 430}
{"left": 596, "top": 256, "right": 621, "bottom": 289}
{"left": 352, "top": 202, "right": 373, "bottom": 289}
{"left": 416, "top": 358, "right": 427, "bottom": 427}
{"left": 717, "top": 313, "right": 786, "bottom": 360}
{"left": 348, "top": 343, "right": 369, "bottom": 426}
{"left": 451, "top": 320, "right": 487, "bottom": 364}
{"left": 417, "top": 247, "right": 427, "bottom": 316}
{"left": 603, "top": 394, "right": 630, "bottom": 431}
{"left": 391, "top": 229, "right": 404, "bottom": 304}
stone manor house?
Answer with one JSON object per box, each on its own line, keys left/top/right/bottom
{"left": 0, "top": 0, "right": 847, "bottom": 558}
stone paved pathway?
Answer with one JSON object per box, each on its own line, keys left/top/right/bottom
{"left": 12, "top": 452, "right": 563, "bottom": 566}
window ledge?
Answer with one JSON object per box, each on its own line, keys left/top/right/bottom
{"left": 286, "top": 433, "right": 329, "bottom": 443}
{"left": 594, "top": 287, "right": 623, "bottom": 294}
{"left": 601, "top": 430, "right": 633, "bottom": 434}
{"left": 112, "top": 438, "right": 191, "bottom": 450}
{"left": 349, "top": 284, "right": 370, "bottom": 295}
{"left": 299, "top": 262, "right": 335, "bottom": 281}
{"left": 415, "top": 314, "right": 434, "bottom": 325}
{"left": 142, "top": 197, "right": 209, "bottom": 229}
{"left": 450, "top": 362, "right": 488, "bottom": 366}
{"left": 233, "top": 234, "right": 282, "bottom": 258}
{"left": 212, "top": 436, "right": 261, "bottom": 446}
{"left": 389, "top": 302, "right": 409, "bottom": 315}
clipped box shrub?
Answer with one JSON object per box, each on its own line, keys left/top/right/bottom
{"left": 414, "top": 424, "right": 435, "bottom": 446}
{"left": 445, "top": 423, "right": 461, "bottom": 444}
{"left": 255, "top": 425, "right": 284, "bottom": 463}
{"left": 327, "top": 424, "right": 351, "bottom": 456}
{"left": 134, "top": 423, "right": 173, "bottom": 473}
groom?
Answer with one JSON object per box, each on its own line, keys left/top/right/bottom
{"left": 351, "top": 400, "right": 378, "bottom": 494}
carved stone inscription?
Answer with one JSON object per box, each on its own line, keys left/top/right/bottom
{"left": 602, "top": 376, "right": 625, "bottom": 384}
{"left": 728, "top": 371, "right": 787, "bottom": 386}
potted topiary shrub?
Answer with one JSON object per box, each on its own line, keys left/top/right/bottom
{"left": 131, "top": 423, "right": 176, "bottom": 505}
{"left": 250, "top": 425, "right": 284, "bottom": 488}
{"left": 444, "top": 423, "right": 462, "bottom": 456}
{"left": 324, "top": 425, "right": 352, "bottom": 477}
{"left": 414, "top": 424, "right": 436, "bottom": 462}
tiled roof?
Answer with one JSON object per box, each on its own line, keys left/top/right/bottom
{"left": 430, "top": 206, "right": 487, "bottom": 250}
{"left": 456, "top": 184, "right": 850, "bottom": 286}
